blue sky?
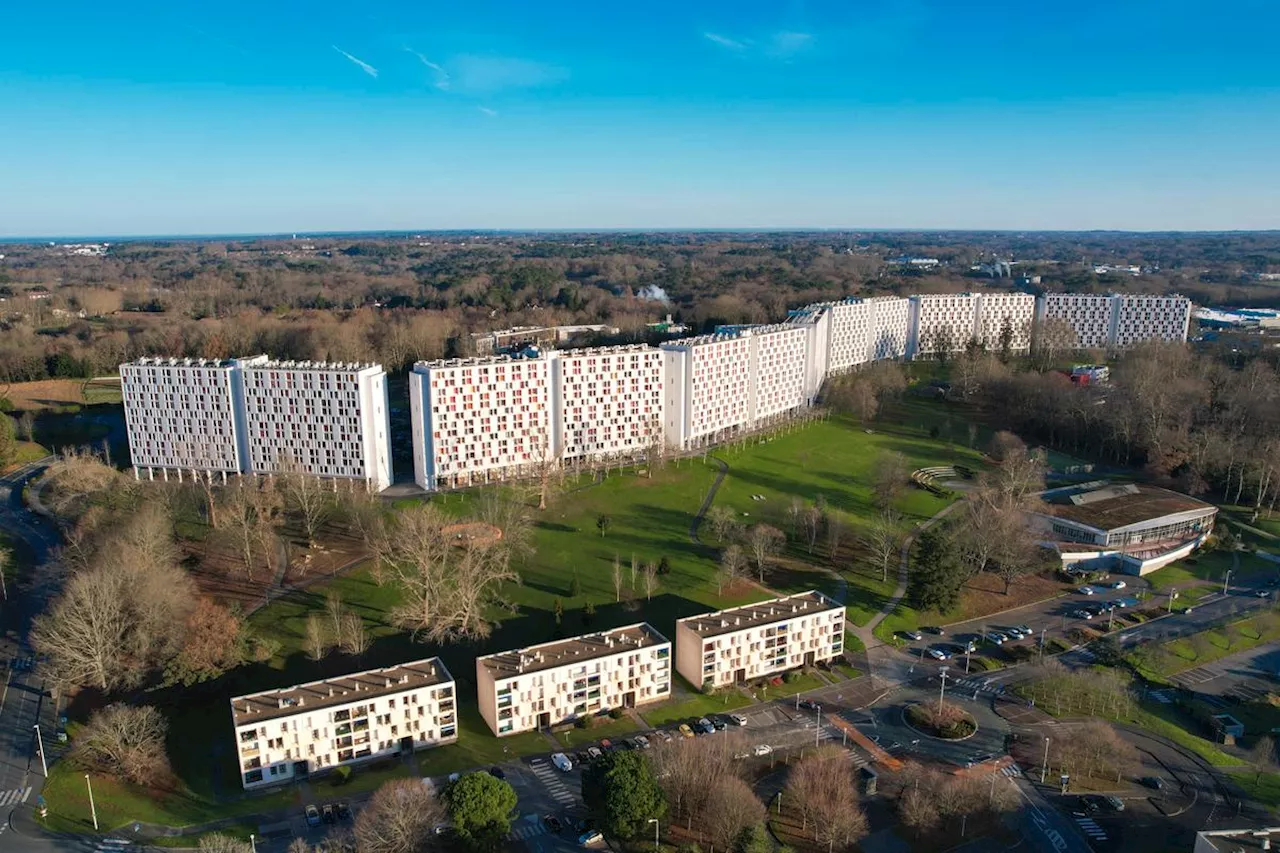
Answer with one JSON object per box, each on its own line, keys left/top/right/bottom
{"left": 2, "top": 0, "right": 1278, "bottom": 236}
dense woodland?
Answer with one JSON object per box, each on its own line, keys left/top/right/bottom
{"left": 1, "top": 230, "right": 1279, "bottom": 383}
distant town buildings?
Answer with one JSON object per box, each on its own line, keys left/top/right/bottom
{"left": 674, "top": 591, "right": 845, "bottom": 690}
{"left": 471, "top": 324, "right": 621, "bottom": 356}
{"left": 1194, "top": 306, "right": 1280, "bottom": 329}
{"left": 231, "top": 658, "right": 456, "bottom": 789}
{"left": 475, "top": 624, "right": 671, "bottom": 736}
{"left": 121, "top": 356, "right": 392, "bottom": 490}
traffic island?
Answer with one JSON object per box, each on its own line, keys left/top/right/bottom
{"left": 903, "top": 701, "right": 978, "bottom": 740}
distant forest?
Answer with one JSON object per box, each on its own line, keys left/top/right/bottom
{"left": 1, "top": 230, "right": 1278, "bottom": 382}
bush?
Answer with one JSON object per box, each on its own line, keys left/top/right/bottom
{"left": 905, "top": 702, "right": 976, "bottom": 739}
{"left": 575, "top": 715, "right": 596, "bottom": 730}
{"left": 0, "top": 397, "right": 12, "bottom": 413}
{"left": 333, "top": 765, "right": 352, "bottom": 785}
{"left": 608, "top": 707, "right": 624, "bottom": 720}
{"left": 783, "top": 671, "right": 799, "bottom": 684}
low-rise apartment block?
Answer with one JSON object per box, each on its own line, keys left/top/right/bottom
{"left": 674, "top": 591, "right": 845, "bottom": 690}
{"left": 231, "top": 658, "right": 457, "bottom": 790}
{"left": 476, "top": 624, "right": 672, "bottom": 736}
{"left": 409, "top": 355, "right": 552, "bottom": 491}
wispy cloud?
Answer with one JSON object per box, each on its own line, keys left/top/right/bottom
{"left": 703, "top": 32, "right": 749, "bottom": 51}
{"left": 332, "top": 45, "right": 378, "bottom": 78}
{"left": 476, "top": 106, "right": 498, "bottom": 117}
{"left": 405, "top": 48, "right": 451, "bottom": 90}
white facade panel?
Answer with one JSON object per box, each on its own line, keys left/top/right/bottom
{"left": 1040, "top": 293, "right": 1115, "bottom": 349}
{"left": 550, "top": 346, "right": 664, "bottom": 462}
{"left": 910, "top": 293, "right": 980, "bottom": 358}
{"left": 1113, "top": 295, "right": 1192, "bottom": 347}
{"left": 752, "top": 325, "right": 810, "bottom": 420}
{"left": 976, "top": 292, "right": 1037, "bottom": 353}
{"left": 121, "top": 358, "right": 243, "bottom": 474}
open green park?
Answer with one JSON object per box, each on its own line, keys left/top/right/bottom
{"left": 42, "top": 397, "right": 1001, "bottom": 833}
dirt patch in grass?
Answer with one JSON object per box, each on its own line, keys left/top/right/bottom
{"left": 2, "top": 378, "right": 120, "bottom": 411}
{"left": 945, "top": 570, "right": 1072, "bottom": 624}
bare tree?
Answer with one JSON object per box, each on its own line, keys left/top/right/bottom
{"left": 339, "top": 612, "right": 369, "bottom": 657}
{"left": 706, "top": 776, "right": 764, "bottom": 853}
{"left": 826, "top": 510, "right": 845, "bottom": 561}
{"left": 706, "top": 505, "right": 738, "bottom": 542}
{"left": 612, "top": 555, "right": 623, "bottom": 602}
{"left": 717, "top": 544, "right": 747, "bottom": 594}
{"left": 305, "top": 613, "right": 329, "bottom": 661}
{"left": 219, "top": 479, "right": 282, "bottom": 581}
{"left": 198, "top": 835, "right": 252, "bottom": 853}
{"left": 786, "top": 747, "right": 867, "bottom": 850}
{"left": 746, "top": 524, "right": 785, "bottom": 583}
{"left": 279, "top": 462, "right": 333, "bottom": 547}
{"left": 863, "top": 510, "right": 900, "bottom": 583}
{"left": 353, "top": 778, "right": 445, "bottom": 853}
{"left": 72, "top": 704, "right": 170, "bottom": 786}
{"left": 872, "top": 451, "right": 909, "bottom": 510}
{"left": 643, "top": 561, "right": 658, "bottom": 601}
{"left": 1248, "top": 736, "right": 1278, "bottom": 784}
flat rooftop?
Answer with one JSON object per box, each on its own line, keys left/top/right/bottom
{"left": 231, "top": 658, "right": 452, "bottom": 727}
{"left": 125, "top": 356, "right": 236, "bottom": 369}
{"left": 1037, "top": 482, "right": 1215, "bottom": 532}
{"left": 677, "top": 591, "right": 841, "bottom": 638}
{"left": 1197, "top": 828, "right": 1280, "bottom": 852}
{"left": 478, "top": 623, "right": 668, "bottom": 679}
{"left": 246, "top": 359, "right": 381, "bottom": 373}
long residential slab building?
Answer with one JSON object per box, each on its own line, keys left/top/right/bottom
{"left": 119, "top": 291, "right": 1189, "bottom": 493}
{"left": 475, "top": 623, "right": 672, "bottom": 737}
{"left": 230, "top": 657, "right": 456, "bottom": 789}
{"left": 121, "top": 355, "right": 393, "bottom": 490}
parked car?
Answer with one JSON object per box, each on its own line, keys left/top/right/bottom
{"left": 729, "top": 713, "right": 748, "bottom": 727}
{"left": 618, "top": 739, "right": 635, "bottom": 750}
{"left": 1116, "top": 597, "right": 1138, "bottom": 608}
{"left": 489, "top": 766, "right": 506, "bottom": 780}
{"left": 1179, "top": 606, "right": 1195, "bottom": 615}
{"left": 1257, "top": 590, "right": 1272, "bottom": 599}
{"left": 904, "top": 630, "right": 924, "bottom": 641}
{"left": 1141, "top": 776, "right": 1165, "bottom": 790}
{"left": 599, "top": 738, "right": 615, "bottom": 751}
{"left": 678, "top": 724, "right": 695, "bottom": 738}
{"left": 1013, "top": 625, "right": 1033, "bottom": 638}
{"left": 587, "top": 746, "right": 603, "bottom": 760}
{"left": 579, "top": 830, "right": 604, "bottom": 846}
{"left": 753, "top": 744, "right": 774, "bottom": 756}
{"left": 543, "top": 816, "right": 564, "bottom": 833}
{"left": 551, "top": 752, "right": 573, "bottom": 772}
{"left": 1079, "top": 586, "right": 1097, "bottom": 595}
{"left": 1107, "top": 581, "right": 1127, "bottom": 589}
{"left": 574, "top": 819, "right": 594, "bottom": 834}
{"left": 322, "top": 804, "right": 336, "bottom": 824}
{"left": 696, "top": 718, "right": 716, "bottom": 734}
{"left": 960, "top": 640, "right": 978, "bottom": 653}
{"left": 635, "top": 735, "right": 651, "bottom": 749}
{"left": 985, "top": 631, "right": 1006, "bottom": 644}
{"left": 711, "top": 717, "right": 728, "bottom": 731}
{"left": 335, "top": 803, "right": 351, "bottom": 822}
{"left": 798, "top": 699, "right": 821, "bottom": 711}
{"left": 925, "top": 626, "right": 946, "bottom": 635}
{"left": 1072, "top": 609, "right": 1094, "bottom": 620}
{"left": 655, "top": 730, "right": 673, "bottom": 743}
{"left": 448, "top": 772, "right": 462, "bottom": 783}
{"left": 928, "top": 647, "right": 950, "bottom": 661}
{"left": 1104, "top": 795, "right": 1125, "bottom": 812}
{"left": 305, "top": 805, "right": 322, "bottom": 827}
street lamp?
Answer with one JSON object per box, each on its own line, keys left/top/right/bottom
{"left": 1041, "top": 737, "right": 1050, "bottom": 784}
{"left": 250, "top": 835, "right": 257, "bottom": 853}
{"left": 815, "top": 707, "right": 822, "bottom": 747}
{"left": 1168, "top": 588, "right": 1178, "bottom": 613}
{"left": 938, "top": 667, "right": 949, "bottom": 711}
{"left": 648, "top": 818, "right": 659, "bottom": 851}
{"left": 34, "top": 724, "right": 48, "bottom": 777}
{"left": 1223, "top": 569, "right": 1233, "bottom": 596}
{"left": 85, "top": 774, "right": 98, "bottom": 831}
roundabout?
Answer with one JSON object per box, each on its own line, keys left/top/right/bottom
{"left": 902, "top": 701, "right": 978, "bottom": 741}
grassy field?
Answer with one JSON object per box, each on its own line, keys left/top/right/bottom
{"left": 1, "top": 377, "right": 121, "bottom": 411}
{"left": 1129, "top": 611, "right": 1280, "bottom": 680}
{"left": 49, "top": 401, "right": 991, "bottom": 831}
{"left": 1228, "top": 771, "right": 1280, "bottom": 806}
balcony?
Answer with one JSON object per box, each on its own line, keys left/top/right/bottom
{"left": 353, "top": 719, "right": 369, "bottom": 732}
{"left": 240, "top": 746, "right": 260, "bottom": 760}
{"left": 336, "top": 736, "right": 353, "bottom": 749}
{"left": 335, "top": 723, "right": 352, "bottom": 736}
{"left": 333, "top": 710, "right": 351, "bottom": 723}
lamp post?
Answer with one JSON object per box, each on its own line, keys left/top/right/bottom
{"left": 1041, "top": 737, "right": 1050, "bottom": 784}
{"left": 1168, "top": 588, "right": 1177, "bottom": 613}
{"left": 250, "top": 835, "right": 257, "bottom": 853}
{"left": 815, "top": 707, "right": 822, "bottom": 747}
{"left": 34, "top": 724, "right": 48, "bottom": 777}
{"left": 648, "top": 818, "right": 659, "bottom": 851}
{"left": 85, "top": 774, "right": 98, "bottom": 830}
{"left": 1223, "top": 570, "right": 1232, "bottom": 596}
{"left": 938, "top": 667, "right": 949, "bottom": 711}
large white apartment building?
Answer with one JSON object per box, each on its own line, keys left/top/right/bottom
{"left": 239, "top": 359, "right": 392, "bottom": 491}
{"left": 1037, "top": 293, "right": 1191, "bottom": 350}
{"left": 476, "top": 624, "right": 671, "bottom": 736}
{"left": 674, "top": 591, "right": 845, "bottom": 690}
{"left": 976, "top": 292, "right": 1037, "bottom": 352}
{"left": 121, "top": 357, "right": 244, "bottom": 478}
{"left": 122, "top": 355, "right": 393, "bottom": 490}
{"left": 909, "top": 293, "right": 980, "bottom": 358}
{"left": 548, "top": 345, "right": 664, "bottom": 463}
{"left": 409, "top": 355, "right": 551, "bottom": 491}
{"left": 752, "top": 324, "right": 812, "bottom": 420}
{"left": 793, "top": 296, "right": 913, "bottom": 374}
{"left": 231, "top": 658, "right": 457, "bottom": 790}
{"left": 1113, "top": 294, "right": 1192, "bottom": 347}
{"left": 661, "top": 332, "right": 755, "bottom": 449}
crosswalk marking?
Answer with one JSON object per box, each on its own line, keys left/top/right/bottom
{"left": 0, "top": 787, "right": 32, "bottom": 807}
{"left": 1001, "top": 764, "right": 1022, "bottom": 778}
{"left": 1074, "top": 817, "right": 1107, "bottom": 840}
{"left": 1149, "top": 689, "right": 1175, "bottom": 704}
{"left": 954, "top": 678, "right": 1005, "bottom": 695}
{"left": 529, "top": 761, "right": 576, "bottom": 805}
{"left": 509, "top": 824, "right": 548, "bottom": 841}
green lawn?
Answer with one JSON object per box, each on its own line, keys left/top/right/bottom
{"left": 1130, "top": 611, "right": 1280, "bottom": 679}
{"left": 760, "top": 671, "right": 828, "bottom": 699}
{"left": 554, "top": 717, "right": 642, "bottom": 748}
{"left": 1228, "top": 771, "right": 1280, "bottom": 807}
{"left": 832, "top": 663, "right": 862, "bottom": 680}
{"left": 1145, "top": 551, "right": 1235, "bottom": 592}
{"left": 640, "top": 678, "right": 753, "bottom": 727}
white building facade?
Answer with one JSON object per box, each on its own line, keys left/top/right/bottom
{"left": 122, "top": 355, "right": 392, "bottom": 490}
{"left": 548, "top": 345, "right": 664, "bottom": 464}
{"left": 231, "top": 658, "right": 457, "bottom": 790}
{"left": 239, "top": 360, "right": 392, "bottom": 491}
{"left": 975, "top": 292, "right": 1037, "bottom": 353}
{"left": 674, "top": 591, "right": 845, "bottom": 690}
{"left": 121, "top": 357, "right": 245, "bottom": 479}
{"left": 908, "top": 293, "right": 981, "bottom": 358}
{"left": 661, "top": 333, "right": 755, "bottom": 449}
{"left": 476, "top": 624, "right": 671, "bottom": 736}
{"left": 409, "top": 355, "right": 552, "bottom": 491}
{"left": 1112, "top": 294, "right": 1192, "bottom": 347}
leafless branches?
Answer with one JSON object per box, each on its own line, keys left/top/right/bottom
{"left": 353, "top": 778, "right": 445, "bottom": 853}
{"left": 72, "top": 704, "right": 170, "bottom": 786}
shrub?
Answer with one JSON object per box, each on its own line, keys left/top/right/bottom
{"left": 333, "top": 765, "right": 352, "bottom": 785}
{"left": 783, "top": 671, "right": 799, "bottom": 684}
{"left": 608, "top": 707, "right": 625, "bottom": 720}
